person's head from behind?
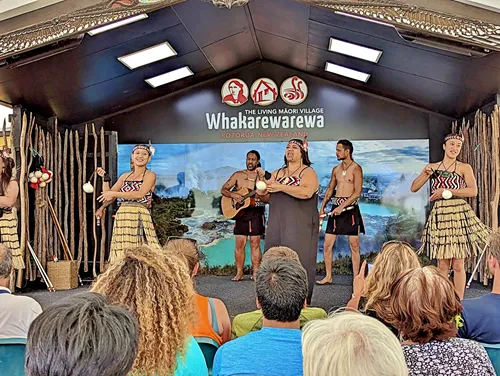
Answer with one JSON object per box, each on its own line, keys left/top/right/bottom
{"left": 25, "top": 292, "right": 138, "bottom": 376}
{"left": 336, "top": 139, "right": 354, "bottom": 161}
{"left": 488, "top": 228, "right": 500, "bottom": 277}
{"left": 302, "top": 311, "right": 408, "bottom": 376}
{"left": 263, "top": 246, "right": 300, "bottom": 263}
{"left": 91, "top": 245, "right": 195, "bottom": 376}
{"left": 363, "top": 241, "right": 420, "bottom": 316}
{"left": 256, "top": 258, "right": 307, "bottom": 323}
{"left": 164, "top": 238, "right": 203, "bottom": 278}
{"left": 0, "top": 244, "right": 12, "bottom": 287}
{"left": 389, "top": 266, "right": 462, "bottom": 344}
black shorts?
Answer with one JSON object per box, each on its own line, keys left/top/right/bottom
{"left": 234, "top": 207, "right": 265, "bottom": 236}
{"left": 325, "top": 200, "right": 365, "bottom": 236}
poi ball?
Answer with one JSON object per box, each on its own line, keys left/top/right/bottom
{"left": 30, "top": 176, "right": 38, "bottom": 184}
{"left": 256, "top": 181, "right": 267, "bottom": 190}
{"left": 41, "top": 173, "right": 50, "bottom": 181}
{"left": 29, "top": 172, "right": 34, "bottom": 179}
{"left": 34, "top": 171, "right": 42, "bottom": 178}
{"left": 39, "top": 181, "right": 46, "bottom": 188}
{"left": 442, "top": 189, "right": 452, "bottom": 200}
{"left": 83, "top": 182, "right": 94, "bottom": 194}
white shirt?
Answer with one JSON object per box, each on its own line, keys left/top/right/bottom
{"left": 0, "top": 286, "right": 42, "bottom": 339}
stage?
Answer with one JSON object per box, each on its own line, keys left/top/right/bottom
{"left": 22, "top": 275, "right": 491, "bottom": 318}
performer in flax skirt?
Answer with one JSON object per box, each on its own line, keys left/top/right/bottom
{"left": 97, "top": 144, "right": 160, "bottom": 263}
{"left": 0, "top": 150, "right": 24, "bottom": 288}
{"left": 258, "top": 139, "right": 319, "bottom": 304}
{"left": 411, "top": 133, "right": 490, "bottom": 299}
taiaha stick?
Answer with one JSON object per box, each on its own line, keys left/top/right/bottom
{"left": 27, "top": 242, "right": 55, "bottom": 292}
{"left": 69, "top": 130, "right": 75, "bottom": 257}
{"left": 62, "top": 129, "right": 69, "bottom": 240}
{"left": 466, "top": 243, "right": 489, "bottom": 289}
{"left": 2, "top": 118, "right": 6, "bottom": 147}
{"left": 82, "top": 125, "right": 88, "bottom": 272}
{"left": 19, "top": 113, "right": 28, "bottom": 276}
{"left": 75, "top": 131, "right": 84, "bottom": 268}
{"left": 57, "top": 130, "right": 63, "bottom": 259}
{"left": 91, "top": 124, "right": 98, "bottom": 278}
{"left": 25, "top": 117, "right": 35, "bottom": 280}
{"left": 99, "top": 127, "right": 106, "bottom": 272}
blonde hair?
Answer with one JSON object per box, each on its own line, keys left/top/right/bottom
{"left": 363, "top": 241, "right": 420, "bottom": 320}
{"left": 388, "top": 266, "right": 462, "bottom": 344}
{"left": 91, "top": 246, "right": 195, "bottom": 376}
{"left": 164, "top": 239, "right": 199, "bottom": 274}
{"left": 263, "top": 246, "right": 300, "bottom": 263}
{"left": 490, "top": 227, "right": 500, "bottom": 262}
{"left": 302, "top": 311, "right": 408, "bottom": 376}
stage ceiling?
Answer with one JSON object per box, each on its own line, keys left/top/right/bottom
{"left": 0, "top": 0, "right": 499, "bottom": 125}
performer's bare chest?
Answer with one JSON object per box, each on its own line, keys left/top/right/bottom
{"left": 334, "top": 168, "right": 355, "bottom": 196}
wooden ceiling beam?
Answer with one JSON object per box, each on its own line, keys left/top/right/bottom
{"left": 400, "top": 0, "right": 500, "bottom": 24}
{"left": 0, "top": 0, "right": 104, "bottom": 35}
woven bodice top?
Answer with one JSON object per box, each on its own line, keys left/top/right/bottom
{"left": 431, "top": 171, "right": 466, "bottom": 193}
{"left": 119, "top": 171, "right": 153, "bottom": 208}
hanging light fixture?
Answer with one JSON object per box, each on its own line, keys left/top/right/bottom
{"left": 201, "top": 0, "right": 250, "bottom": 9}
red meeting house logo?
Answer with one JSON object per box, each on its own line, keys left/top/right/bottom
{"left": 250, "top": 78, "right": 278, "bottom": 106}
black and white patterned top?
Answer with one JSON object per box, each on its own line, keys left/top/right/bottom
{"left": 402, "top": 338, "right": 495, "bottom": 376}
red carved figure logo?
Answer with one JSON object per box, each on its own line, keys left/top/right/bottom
{"left": 221, "top": 79, "right": 249, "bottom": 107}
{"left": 251, "top": 78, "right": 278, "bottom": 106}
{"left": 280, "top": 76, "right": 308, "bottom": 105}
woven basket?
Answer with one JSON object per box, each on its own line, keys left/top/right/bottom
{"left": 47, "top": 261, "right": 78, "bottom": 290}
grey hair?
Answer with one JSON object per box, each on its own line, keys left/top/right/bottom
{"left": 302, "top": 310, "right": 408, "bottom": 376}
{"left": 0, "top": 244, "right": 12, "bottom": 279}
{"left": 26, "top": 292, "right": 139, "bottom": 376}
{"left": 256, "top": 258, "right": 308, "bottom": 322}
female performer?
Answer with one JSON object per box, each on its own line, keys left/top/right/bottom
{"left": 97, "top": 144, "right": 160, "bottom": 263}
{"left": 258, "top": 139, "right": 319, "bottom": 304}
{"left": 411, "top": 134, "right": 490, "bottom": 299}
{"left": 0, "top": 150, "right": 24, "bottom": 288}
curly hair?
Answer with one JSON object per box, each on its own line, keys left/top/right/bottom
{"left": 164, "top": 239, "right": 200, "bottom": 275}
{"left": 91, "top": 246, "right": 195, "bottom": 376}
{"left": 388, "top": 266, "right": 463, "bottom": 344}
{"left": 362, "top": 241, "right": 420, "bottom": 321}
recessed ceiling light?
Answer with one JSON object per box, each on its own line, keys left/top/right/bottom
{"left": 325, "top": 62, "right": 371, "bottom": 83}
{"left": 118, "top": 42, "right": 177, "bottom": 69}
{"left": 145, "top": 66, "right": 194, "bottom": 88}
{"left": 87, "top": 14, "right": 148, "bottom": 36}
{"left": 334, "top": 11, "right": 393, "bottom": 28}
{"left": 329, "top": 38, "right": 383, "bottom": 63}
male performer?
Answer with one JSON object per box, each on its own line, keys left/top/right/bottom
{"left": 221, "top": 150, "right": 269, "bottom": 281}
{"left": 317, "top": 140, "right": 364, "bottom": 284}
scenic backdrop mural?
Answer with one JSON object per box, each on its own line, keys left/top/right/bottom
{"left": 118, "top": 140, "right": 430, "bottom": 267}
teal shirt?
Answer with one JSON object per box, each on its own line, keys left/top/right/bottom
{"left": 174, "top": 337, "right": 208, "bottom": 376}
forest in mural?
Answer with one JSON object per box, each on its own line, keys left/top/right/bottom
{"left": 118, "top": 140, "right": 430, "bottom": 267}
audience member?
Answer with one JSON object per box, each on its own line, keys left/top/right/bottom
{"left": 346, "top": 240, "right": 420, "bottom": 335}
{"left": 459, "top": 227, "right": 500, "bottom": 343}
{"left": 25, "top": 292, "right": 138, "bottom": 376}
{"left": 91, "top": 245, "right": 208, "bottom": 376}
{"left": 232, "top": 246, "right": 326, "bottom": 338}
{"left": 302, "top": 311, "right": 408, "bottom": 376}
{"left": 0, "top": 244, "right": 41, "bottom": 339}
{"left": 389, "top": 266, "right": 495, "bottom": 375}
{"left": 213, "top": 258, "right": 307, "bottom": 376}
{"left": 165, "top": 238, "right": 231, "bottom": 344}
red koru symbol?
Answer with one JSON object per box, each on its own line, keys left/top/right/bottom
{"left": 283, "top": 77, "right": 305, "bottom": 101}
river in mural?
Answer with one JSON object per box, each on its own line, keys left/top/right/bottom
{"left": 118, "top": 140, "right": 429, "bottom": 267}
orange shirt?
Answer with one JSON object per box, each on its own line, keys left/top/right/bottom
{"left": 191, "top": 294, "right": 223, "bottom": 346}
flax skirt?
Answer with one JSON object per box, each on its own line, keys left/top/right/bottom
{"left": 0, "top": 211, "right": 25, "bottom": 270}
{"left": 419, "top": 198, "right": 491, "bottom": 260}
{"left": 109, "top": 203, "right": 161, "bottom": 263}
